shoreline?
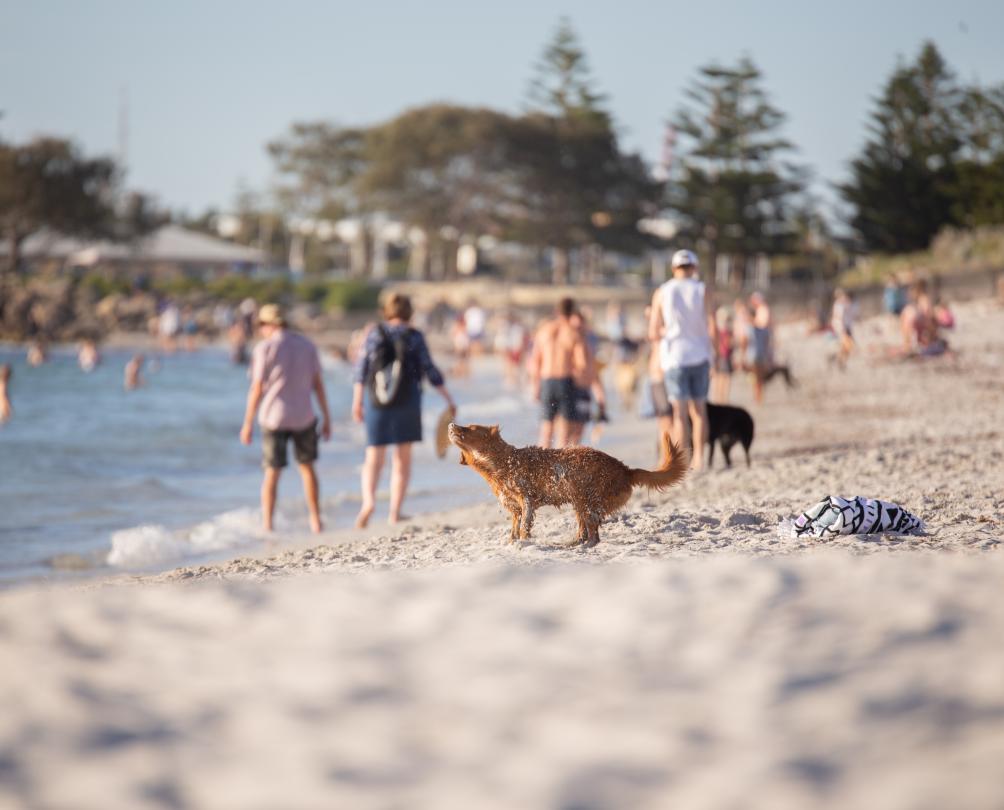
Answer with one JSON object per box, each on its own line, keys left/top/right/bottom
{"left": 2, "top": 300, "right": 1003, "bottom": 807}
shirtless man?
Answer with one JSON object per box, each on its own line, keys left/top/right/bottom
{"left": 528, "top": 297, "right": 589, "bottom": 448}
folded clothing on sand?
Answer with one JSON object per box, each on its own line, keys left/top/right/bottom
{"left": 782, "top": 495, "right": 925, "bottom": 538}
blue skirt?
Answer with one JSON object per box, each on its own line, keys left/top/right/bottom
{"left": 364, "top": 381, "right": 423, "bottom": 446}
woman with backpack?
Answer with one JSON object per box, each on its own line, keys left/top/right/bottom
{"left": 352, "top": 293, "right": 456, "bottom": 527}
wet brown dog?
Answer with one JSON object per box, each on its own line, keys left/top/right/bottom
{"left": 448, "top": 423, "right": 688, "bottom": 547}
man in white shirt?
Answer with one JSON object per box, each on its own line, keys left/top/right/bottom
{"left": 648, "top": 250, "right": 716, "bottom": 470}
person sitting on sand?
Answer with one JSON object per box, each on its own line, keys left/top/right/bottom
{"left": 240, "top": 304, "right": 332, "bottom": 534}
{"left": 124, "top": 354, "right": 146, "bottom": 390}
{"left": 352, "top": 293, "right": 455, "bottom": 528}
{"left": 898, "top": 281, "right": 949, "bottom": 356}
{"left": 0, "top": 364, "right": 12, "bottom": 424}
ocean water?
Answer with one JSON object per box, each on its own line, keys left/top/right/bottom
{"left": 0, "top": 345, "right": 539, "bottom": 583}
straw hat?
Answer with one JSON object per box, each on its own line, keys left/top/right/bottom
{"left": 257, "top": 303, "right": 286, "bottom": 326}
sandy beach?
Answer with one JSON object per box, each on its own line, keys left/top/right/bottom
{"left": 2, "top": 300, "right": 1003, "bottom": 809}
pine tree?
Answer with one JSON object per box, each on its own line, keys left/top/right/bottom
{"left": 516, "top": 18, "right": 658, "bottom": 283}
{"left": 668, "top": 56, "right": 805, "bottom": 282}
{"left": 839, "top": 42, "right": 962, "bottom": 252}
{"left": 526, "top": 17, "right": 610, "bottom": 129}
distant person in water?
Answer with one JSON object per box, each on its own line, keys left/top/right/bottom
{"left": 240, "top": 304, "right": 332, "bottom": 534}
{"left": 0, "top": 364, "right": 12, "bottom": 424}
{"left": 352, "top": 293, "right": 455, "bottom": 528}
{"left": 78, "top": 339, "right": 101, "bottom": 372}
{"left": 26, "top": 340, "right": 47, "bottom": 367}
{"left": 124, "top": 353, "right": 146, "bottom": 390}
{"left": 158, "top": 301, "right": 181, "bottom": 353}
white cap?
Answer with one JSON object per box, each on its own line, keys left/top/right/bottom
{"left": 671, "top": 249, "right": 698, "bottom": 269}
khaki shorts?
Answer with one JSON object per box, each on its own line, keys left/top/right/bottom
{"left": 262, "top": 421, "right": 318, "bottom": 469}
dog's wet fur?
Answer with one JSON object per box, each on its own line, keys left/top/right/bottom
{"left": 448, "top": 423, "right": 688, "bottom": 548}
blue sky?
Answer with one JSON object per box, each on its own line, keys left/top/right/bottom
{"left": 2, "top": 0, "right": 1003, "bottom": 220}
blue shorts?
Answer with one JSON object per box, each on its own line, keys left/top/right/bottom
{"left": 664, "top": 361, "right": 710, "bottom": 401}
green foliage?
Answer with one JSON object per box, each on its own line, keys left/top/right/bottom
{"left": 839, "top": 225, "right": 1004, "bottom": 286}
{"left": 269, "top": 123, "right": 367, "bottom": 218}
{"left": 667, "top": 56, "right": 806, "bottom": 266}
{"left": 265, "top": 19, "right": 660, "bottom": 284}
{"left": 840, "top": 42, "right": 1004, "bottom": 252}
{"left": 152, "top": 275, "right": 207, "bottom": 298}
{"left": 145, "top": 273, "right": 379, "bottom": 312}
{"left": 361, "top": 104, "right": 516, "bottom": 241}
{"left": 204, "top": 275, "right": 293, "bottom": 303}
{"left": 0, "top": 136, "right": 118, "bottom": 273}
{"left": 526, "top": 17, "right": 610, "bottom": 128}
{"left": 80, "top": 272, "right": 132, "bottom": 298}
{"left": 321, "top": 280, "right": 381, "bottom": 312}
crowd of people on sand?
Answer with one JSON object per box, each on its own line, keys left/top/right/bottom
{"left": 1, "top": 258, "right": 978, "bottom": 536}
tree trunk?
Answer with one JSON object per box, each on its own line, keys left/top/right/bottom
{"left": 408, "top": 235, "right": 429, "bottom": 280}
{"left": 552, "top": 246, "right": 570, "bottom": 285}
{"left": 349, "top": 227, "right": 371, "bottom": 278}
{"left": 4, "top": 231, "right": 24, "bottom": 276}
{"left": 443, "top": 240, "right": 459, "bottom": 280}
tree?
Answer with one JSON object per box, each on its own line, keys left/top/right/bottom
{"left": 0, "top": 137, "right": 117, "bottom": 274}
{"left": 952, "top": 84, "right": 1004, "bottom": 227}
{"left": 839, "top": 42, "right": 962, "bottom": 252}
{"left": 527, "top": 16, "right": 610, "bottom": 129}
{"left": 516, "top": 18, "right": 659, "bottom": 283}
{"left": 360, "top": 104, "right": 517, "bottom": 278}
{"left": 667, "top": 56, "right": 806, "bottom": 280}
{"left": 268, "top": 122, "right": 369, "bottom": 221}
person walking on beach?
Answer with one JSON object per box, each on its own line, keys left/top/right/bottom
{"left": 747, "top": 291, "right": 773, "bottom": 404}
{"left": 831, "top": 288, "right": 857, "bottom": 369}
{"left": 648, "top": 249, "right": 715, "bottom": 471}
{"left": 711, "top": 306, "right": 734, "bottom": 403}
{"left": 352, "top": 293, "right": 455, "bottom": 528}
{"left": 240, "top": 304, "right": 331, "bottom": 534}
{"left": 528, "top": 297, "right": 589, "bottom": 448}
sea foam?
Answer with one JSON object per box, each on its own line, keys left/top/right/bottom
{"left": 107, "top": 508, "right": 259, "bottom": 569}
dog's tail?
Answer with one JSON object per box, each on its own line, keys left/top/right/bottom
{"left": 629, "top": 433, "right": 688, "bottom": 491}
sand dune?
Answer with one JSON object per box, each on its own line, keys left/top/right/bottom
{"left": 1, "top": 300, "right": 1002, "bottom": 809}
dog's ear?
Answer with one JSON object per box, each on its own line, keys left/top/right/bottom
{"left": 489, "top": 425, "right": 500, "bottom": 437}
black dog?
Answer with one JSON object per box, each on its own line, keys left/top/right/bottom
{"left": 706, "top": 403, "right": 754, "bottom": 468}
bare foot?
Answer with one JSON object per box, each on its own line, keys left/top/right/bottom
{"left": 355, "top": 505, "right": 374, "bottom": 529}
{"left": 388, "top": 513, "right": 412, "bottom": 526}
{"left": 309, "top": 515, "right": 323, "bottom": 534}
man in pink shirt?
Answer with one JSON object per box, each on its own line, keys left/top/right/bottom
{"left": 240, "top": 304, "right": 331, "bottom": 533}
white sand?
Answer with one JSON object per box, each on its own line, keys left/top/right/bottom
{"left": 1, "top": 301, "right": 1003, "bottom": 809}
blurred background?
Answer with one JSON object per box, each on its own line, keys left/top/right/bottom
{"left": 2, "top": 0, "right": 1004, "bottom": 310}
